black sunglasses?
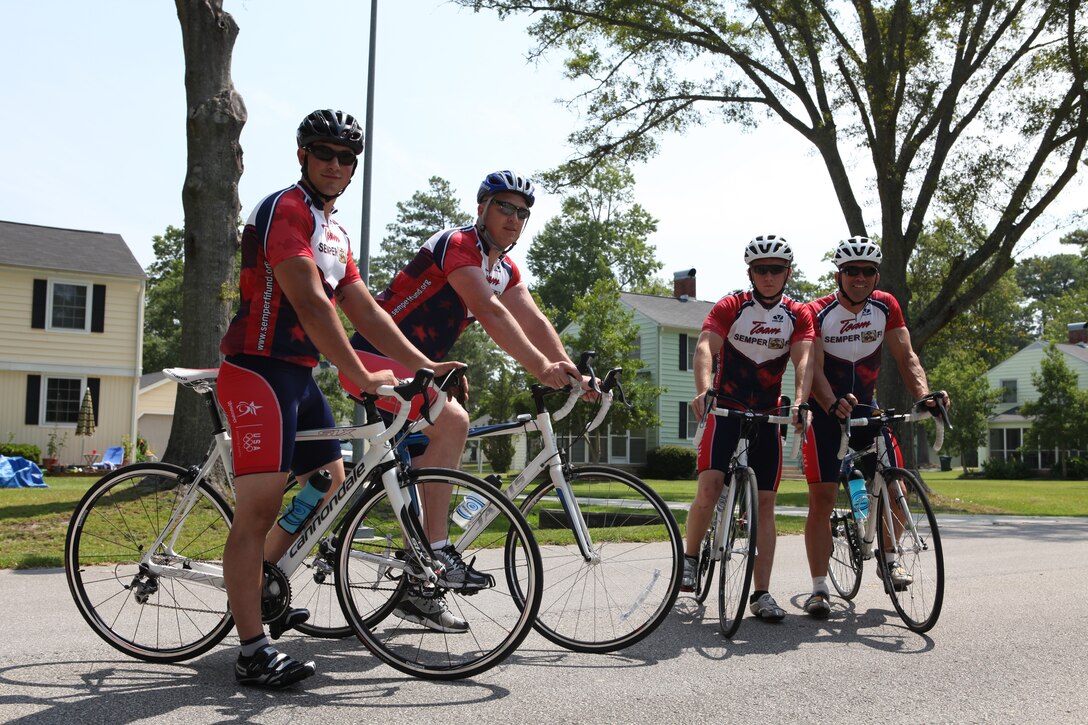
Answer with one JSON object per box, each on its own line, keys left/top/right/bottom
{"left": 751, "top": 264, "right": 788, "bottom": 275}
{"left": 840, "top": 265, "right": 878, "bottom": 278}
{"left": 492, "top": 199, "right": 531, "bottom": 221}
{"left": 307, "top": 144, "right": 358, "bottom": 166}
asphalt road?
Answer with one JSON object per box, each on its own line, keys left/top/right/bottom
{"left": 1, "top": 514, "right": 1086, "bottom": 724}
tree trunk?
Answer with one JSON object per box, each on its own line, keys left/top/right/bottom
{"left": 164, "top": 0, "right": 246, "bottom": 465}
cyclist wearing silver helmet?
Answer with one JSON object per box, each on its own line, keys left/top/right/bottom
{"left": 682, "top": 235, "right": 815, "bottom": 622}
{"left": 800, "top": 236, "right": 949, "bottom": 619}
{"left": 349, "top": 170, "right": 586, "bottom": 633}
{"left": 219, "top": 110, "right": 462, "bottom": 688}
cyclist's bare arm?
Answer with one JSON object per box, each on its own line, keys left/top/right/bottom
{"left": 789, "top": 339, "right": 814, "bottom": 426}
{"left": 336, "top": 280, "right": 465, "bottom": 379}
{"left": 448, "top": 268, "right": 576, "bottom": 389}
{"left": 808, "top": 333, "right": 852, "bottom": 417}
{"left": 691, "top": 330, "right": 723, "bottom": 420}
{"left": 273, "top": 257, "right": 395, "bottom": 394}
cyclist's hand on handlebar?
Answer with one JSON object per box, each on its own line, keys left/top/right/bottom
{"left": 691, "top": 390, "right": 712, "bottom": 420}
{"left": 539, "top": 360, "right": 580, "bottom": 391}
{"left": 919, "top": 390, "right": 951, "bottom": 410}
{"left": 357, "top": 368, "right": 399, "bottom": 396}
{"left": 828, "top": 394, "right": 857, "bottom": 420}
{"left": 432, "top": 360, "right": 468, "bottom": 405}
{"left": 577, "top": 374, "right": 599, "bottom": 401}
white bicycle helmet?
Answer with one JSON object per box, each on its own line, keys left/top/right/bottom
{"left": 833, "top": 236, "right": 883, "bottom": 267}
{"left": 744, "top": 235, "right": 794, "bottom": 265}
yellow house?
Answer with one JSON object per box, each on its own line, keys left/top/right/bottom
{"left": 0, "top": 220, "right": 146, "bottom": 467}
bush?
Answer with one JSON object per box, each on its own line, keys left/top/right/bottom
{"left": 481, "top": 436, "right": 515, "bottom": 473}
{"left": 645, "top": 445, "right": 697, "bottom": 480}
{"left": 981, "top": 456, "right": 1034, "bottom": 480}
{"left": 0, "top": 444, "right": 42, "bottom": 464}
{"left": 1064, "top": 457, "right": 1088, "bottom": 480}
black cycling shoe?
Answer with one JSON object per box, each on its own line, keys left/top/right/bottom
{"left": 235, "top": 645, "right": 316, "bottom": 688}
{"left": 268, "top": 607, "right": 310, "bottom": 640}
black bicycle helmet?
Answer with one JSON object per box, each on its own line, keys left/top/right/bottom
{"left": 296, "top": 109, "right": 364, "bottom": 154}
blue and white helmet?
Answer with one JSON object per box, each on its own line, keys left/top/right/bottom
{"left": 744, "top": 235, "right": 794, "bottom": 265}
{"left": 477, "top": 170, "right": 536, "bottom": 207}
{"left": 834, "top": 236, "right": 883, "bottom": 267}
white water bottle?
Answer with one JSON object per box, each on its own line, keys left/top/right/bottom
{"left": 847, "top": 468, "right": 869, "bottom": 523}
{"left": 451, "top": 492, "right": 488, "bottom": 529}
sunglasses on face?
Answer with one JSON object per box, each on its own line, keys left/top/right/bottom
{"left": 307, "top": 144, "right": 358, "bottom": 166}
{"left": 492, "top": 199, "right": 531, "bottom": 221}
{"left": 751, "top": 264, "right": 788, "bottom": 276}
{"left": 840, "top": 265, "right": 878, "bottom": 278}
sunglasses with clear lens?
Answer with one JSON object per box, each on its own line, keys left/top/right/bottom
{"left": 493, "top": 199, "right": 531, "bottom": 220}
{"left": 840, "top": 265, "right": 878, "bottom": 278}
{"left": 307, "top": 144, "right": 358, "bottom": 166}
{"left": 751, "top": 264, "right": 788, "bottom": 275}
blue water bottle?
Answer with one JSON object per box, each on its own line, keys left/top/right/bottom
{"left": 278, "top": 470, "right": 332, "bottom": 533}
{"left": 847, "top": 468, "right": 869, "bottom": 523}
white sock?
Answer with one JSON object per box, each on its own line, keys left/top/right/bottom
{"left": 430, "top": 538, "right": 450, "bottom": 550}
{"left": 812, "top": 576, "right": 828, "bottom": 594}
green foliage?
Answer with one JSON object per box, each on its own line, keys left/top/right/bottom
{"left": 143, "top": 225, "right": 185, "bottom": 374}
{"left": 927, "top": 350, "right": 1002, "bottom": 470}
{"left": 528, "top": 163, "right": 663, "bottom": 329}
{"left": 981, "top": 456, "right": 1035, "bottom": 480}
{"left": 46, "top": 430, "right": 68, "bottom": 458}
{"left": 447, "top": 325, "right": 508, "bottom": 418}
{"left": 369, "top": 177, "right": 472, "bottom": 290}
{"left": 0, "top": 444, "right": 42, "bottom": 464}
{"left": 314, "top": 366, "right": 354, "bottom": 426}
{"left": 1016, "top": 253, "right": 1088, "bottom": 337}
{"left": 1021, "top": 344, "right": 1088, "bottom": 476}
{"left": 481, "top": 436, "right": 515, "bottom": 473}
{"left": 645, "top": 445, "right": 696, "bottom": 480}
{"left": 1065, "top": 457, "right": 1088, "bottom": 481}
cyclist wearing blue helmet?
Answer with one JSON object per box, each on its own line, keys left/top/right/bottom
{"left": 348, "top": 170, "right": 586, "bottom": 633}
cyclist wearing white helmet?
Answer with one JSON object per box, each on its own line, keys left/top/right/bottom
{"left": 349, "top": 170, "right": 587, "bottom": 633}
{"left": 682, "top": 235, "right": 815, "bottom": 623}
{"left": 800, "top": 236, "right": 949, "bottom": 619}
{"left": 218, "top": 110, "right": 463, "bottom": 688}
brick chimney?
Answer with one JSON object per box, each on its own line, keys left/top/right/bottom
{"left": 673, "top": 268, "right": 696, "bottom": 301}
{"left": 1069, "top": 322, "right": 1088, "bottom": 345}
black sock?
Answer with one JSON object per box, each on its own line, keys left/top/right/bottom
{"left": 750, "top": 590, "right": 768, "bottom": 604}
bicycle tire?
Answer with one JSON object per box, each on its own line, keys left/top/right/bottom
{"left": 64, "top": 463, "right": 235, "bottom": 663}
{"left": 828, "top": 480, "right": 864, "bottom": 600}
{"left": 336, "top": 467, "right": 542, "bottom": 680}
{"left": 694, "top": 516, "right": 717, "bottom": 604}
{"left": 512, "top": 465, "right": 683, "bottom": 653}
{"left": 718, "top": 468, "right": 757, "bottom": 638}
{"left": 876, "top": 467, "right": 944, "bottom": 633}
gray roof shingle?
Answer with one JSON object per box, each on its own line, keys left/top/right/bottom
{"left": 620, "top": 291, "right": 715, "bottom": 330}
{"left": 0, "top": 220, "right": 145, "bottom": 279}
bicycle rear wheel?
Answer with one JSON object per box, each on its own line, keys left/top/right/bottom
{"left": 718, "top": 469, "right": 757, "bottom": 638}
{"left": 694, "top": 516, "right": 717, "bottom": 604}
{"left": 336, "top": 468, "right": 542, "bottom": 680}
{"left": 513, "top": 465, "right": 683, "bottom": 653}
{"left": 65, "top": 463, "right": 234, "bottom": 663}
{"left": 876, "top": 468, "right": 944, "bottom": 633}
{"left": 828, "top": 480, "right": 864, "bottom": 600}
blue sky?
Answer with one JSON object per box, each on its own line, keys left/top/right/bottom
{"left": 1, "top": 1, "right": 1081, "bottom": 302}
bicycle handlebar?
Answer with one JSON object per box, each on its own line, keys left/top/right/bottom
{"left": 692, "top": 401, "right": 800, "bottom": 453}
{"left": 373, "top": 368, "right": 441, "bottom": 444}
{"left": 835, "top": 394, "right": 950, "bottom": 460}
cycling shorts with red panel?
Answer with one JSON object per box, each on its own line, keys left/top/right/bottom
{"left": 801, "top": 406, "right": 903, "bottom": 484}
{"left": 216, "top": 354, "right": 339, "bottom": 476}
{"left": 698, "top": 412, "right": 783, "bottom": 492}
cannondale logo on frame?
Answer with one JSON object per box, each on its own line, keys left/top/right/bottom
{"left": 242, "top": 432, "right": 262, "bottom": 452}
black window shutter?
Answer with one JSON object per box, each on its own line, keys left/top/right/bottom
{"left": 91, "top": 284, "right": 106, "bottom": 333}
{"left": 32, "top": 279, "right": 47, "bottom": 329}
{"left": 679, "top": 334, "right": 687, "bottom": 371}
{"left": 25, "top": 375, "right": 41, "bottom": 425}
{"left": 678, "top": 401, "right": 687, "bottom": 439}
{"left": 88, "top": 378, "right": 101, "bottom": 426}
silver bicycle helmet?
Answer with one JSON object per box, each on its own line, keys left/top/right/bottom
{"left": 744, "top": 235, "right": 794, "bottom": 265}
{"left": 833, "top": 236, "right": 883, "bottom": 267}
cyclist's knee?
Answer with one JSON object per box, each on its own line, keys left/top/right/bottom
{"left": 433, "top": 400, "right": 470, "bottom": 438}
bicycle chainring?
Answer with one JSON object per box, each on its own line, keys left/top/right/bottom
{"left": 260, "top": 561, "right": 292, "bottom": 623}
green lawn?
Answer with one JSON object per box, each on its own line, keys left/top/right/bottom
{"left": 3, "top": 470, "right": 1087, "bottom": 570}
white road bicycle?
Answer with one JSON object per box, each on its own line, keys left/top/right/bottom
{"left": 690, "top": 397, "right": 800, "bottom": 637}
{"left": 826, "top": 394, "right": 950, "bottom": 633}
{"left": 64, "top": 367, "right": 543, "bottom": 680}
{"left": 403, "top": 354, "right": 683, "bottom": 653}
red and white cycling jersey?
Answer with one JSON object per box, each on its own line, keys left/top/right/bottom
{"left": 353, "top": 224, "right": 520, "bottom": 360}
{"left": 221, "top": 183, "right": 361, "bottom": 367}
{"left": 702, "top": 292, "right": 815, "bottom": 412}
{"left": 808, "top": 289, "right": 906, "bottom": 404}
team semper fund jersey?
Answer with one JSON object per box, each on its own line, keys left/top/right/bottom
{"left": 703, "top": 292, "right": 815, "bottom": 412}
{"left": 221, "top": 183, "right": 361, "bottom": 367}
{"left": 353, "top": 225, "right": 521, "bottom": 360}
{"left": 808, "top": 289, "right": 906, "bottom": 405}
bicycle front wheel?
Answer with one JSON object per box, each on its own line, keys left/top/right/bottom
{"left": 718, "top": 468, "right": 757, "bottom": 638}
{"left": 64, "top": 463, "right": 234, "bottom": 663}
{"left": 876, "top": 468, "right": 944, "bottom": 633}
{"left": 828, "top": 480, "right": 863, "bottom": 600}
{"left": 336, "top": 468, "right": 542, "bottom": 680}
{"left": 514, "top": 465, "right": 683, "bottom": 653}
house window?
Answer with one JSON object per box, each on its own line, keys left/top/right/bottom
{"left": 989, "top": 427, "right": 1024, "bottom": 462}
{"left": 629, "top": 429, "right": 647, "bottom": 464}
{"left": 630, "top": 335, "right": 641, "bottom": 360}
{"left": 610, "top": 427, "right": 628, "bottom": 462}
{"left": 49, "top": 281, "right": 90, "bottom": 331}
{"left": 679, "top": 333, "right": 695, "bottom": 371}
{"left": 679, "top": 401, "right": 697, "bottom": 439}
{"left": 44, "top": 377, "right": 83, "bottom": 425}
{"left": 999, "top": 380, "right": 1017, "bottom": 404}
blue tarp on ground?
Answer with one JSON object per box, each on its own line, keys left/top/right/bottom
{"left": 0, "top": 456, "right": 47, "bottom": 488}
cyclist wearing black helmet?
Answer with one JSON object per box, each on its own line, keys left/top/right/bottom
{"left": 347, "top": 170, "right": 586, "bottom": 633}
{"left": 218, "top": 110, "right": 462, "bottom": 688}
